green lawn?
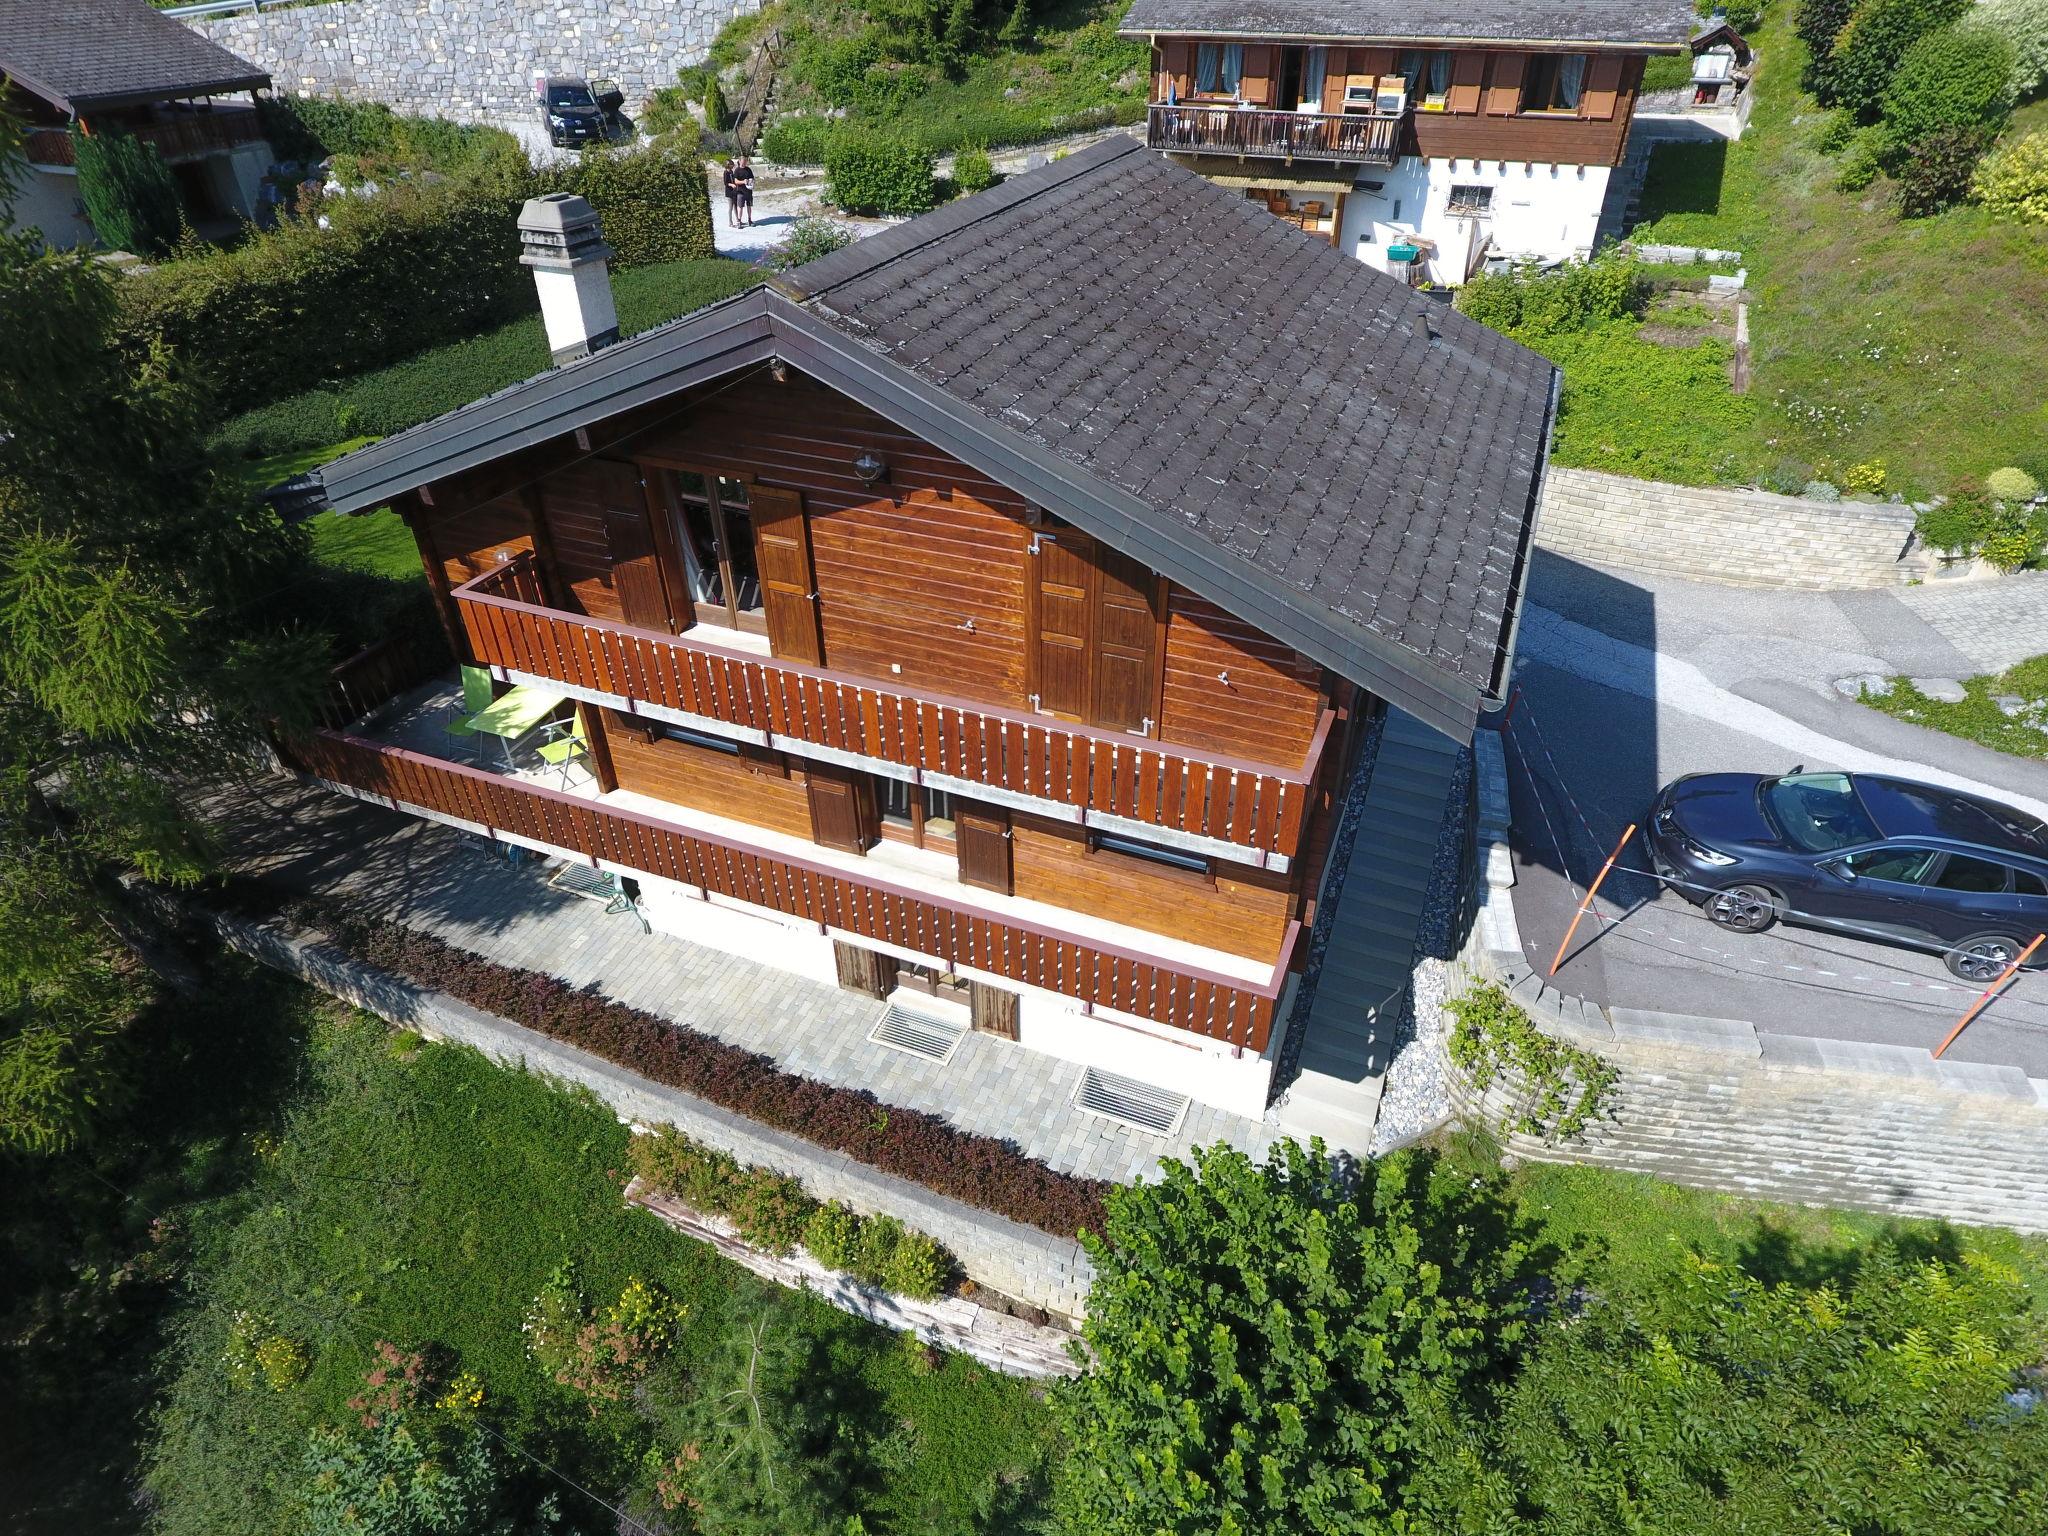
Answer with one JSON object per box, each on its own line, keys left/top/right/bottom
{"left": 1629, "top": 6, "right": 2048, "bottom": 496}
{"left": 1860, "top": 653, "right": 2048, "bottom": 757}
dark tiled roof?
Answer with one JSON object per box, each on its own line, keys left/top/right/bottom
{"left": 0, "top": 0, "right": 270, "bottom": 112}
{"left": 1120, "top": 0, "right": 1697, "bottom": 45}
{"left": 785, "top": 138, "right": 1553, "bottom": 731}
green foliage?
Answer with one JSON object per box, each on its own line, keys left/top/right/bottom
{"left": 641, "top": 84, "right": 700, "bottom": 140}
{"left": 1829, "top": 0, "right": 1973, "bottom": 117}
{"left": 997, "top": 0, "right": 1032, "bottom": 45}
{"left": 1896, "top": 123, "right": 1996, "bottom": 213}
{"left": 1974, "top": 129, "right": 2048, "bottom": 222}
{"left": 1540, "top": 322, "right": 1761, "bottom": 485}
{"left": 951, "top": 142, "right": 995, "bottom": 193}
{"left": 1881, "top": 25, "right": 2016, "bottom": 151}
{"left": 851, "top": 1213, "right": 909, "bottom": 1288}
{"left": 1988, "top": 465, "right": 2042, "bottom": 499}
{"left": 1642, "top": 52, "right": 1697, "bottom": 92}
{"left": 1835, "top": 129, "right": 1887, "bottom": 187}
{"left": 802, "top": 1200, "right": 863, "bottom": 1270}
{"left": 726, "top": 1167, "right": 815, "bottom": 1254}
{"left": 1915, "top": 488, "right": 1992, "bottom": 550}
{"left": 880, "top": 1228, "right": 949, "bottom": 1301}
{"left": 558, "top": 144, "right": 718, "bottom": 267}
{"left": 1454, "top": 253, "right": 1646, "bottom": 338}
{"left": 210, "top": 259, "right": 758, "bottom": 459}
{"left": 763, "top": 214, "right": 856, "bottom": 270}
{"left": 827, "top": 130, "right": 938, "bottom": 214}
{"left": 1865, "top": 654, "right": 2048, "bottom": 753}
{"left": 1445, "top": 983, "right": 1617, "bottom": 1141}
{"left": 1798, "top": 0, "right": 1860, "bottom": 100}
{"left": 760, "top": 114, "right": 840, "bottom": 165}
{"left": 1979, "top": 501, "right": 2048, "bottom": 568}
{"left": 70, "top": 127, "right": 182, "bottom": 255}
{"left": 1054, "top": 1141, "right": 1528, "bottom": 1536}
{"left": 1977, "top": 0, "right": 2048, "bottom": 95}
{"left": 257, "top": 95, "right": 525, "bottom": 182}
{"left": 1816, "top": 107, "right": 1863, "bottom": 151}
{"left": 224, "top": 1311, "right": 311, "bottom": 1390}
{"left": 703, "top": 74, "right": 731, "bottom": 130}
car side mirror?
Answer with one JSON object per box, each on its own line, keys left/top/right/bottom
{"left": 1825, "top": 858, "right": 1855, "bottom": 882}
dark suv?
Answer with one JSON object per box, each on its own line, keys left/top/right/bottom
{"left": 539, "top": 76, "right": 625, "bottom": 148}
{"left": 1645, "top": 770, "right": 2048, "bottom": 982}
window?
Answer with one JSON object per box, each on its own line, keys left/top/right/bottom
{"left": 1521, "top": 53, "right": 1588, "bottom": 112}
{"left": 2016, "top": 870, "right": 2048, "bottom": 898}
{"left": 1934, "top": 855, "right": 2011, "bottom": 894}
{"left": 660, "top": 723, "right": 741, "bottom": 755}
{"left": 662, "top": 468, "right": 765, "bottom": 633}
{"left": 1278, "top": 46, "right": 1328, "bottom": 109}
{"left": 1399, "top": 50, "right": 1452, "bottom": 103}
{"left": 1194, "top": 41, "right": 1243, "bottom": 95}
{"left": 1761, "top": 773, "right": 1880, "bottom": 853}
{"left": 1447, "top": 184, "right": 1493, "bottom": 215}
{"left": 876, "top": 779, "right": 958, "bottom": 850}
{"left": 1092, "top": 830, "right": 1210, "bottom": 875}
{"left": 1842, "top": 847, "right": 1938, "bottom": 885}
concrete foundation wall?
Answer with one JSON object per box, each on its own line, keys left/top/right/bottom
{"left": 1535, "top": 466, "right": 1921, "bottom": 590}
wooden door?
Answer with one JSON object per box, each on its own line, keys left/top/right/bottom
{"left": 749, "top": 484, "right": 823, "bottom": 665}
{"left": 806, "top": 763, "right": 873, "bottom": 853}
{"left": 1031, "top": 533, "right": 1093, "bottom": 720}
{"left": 833, "top": 940, "right": 897, "bottom": 998}
{"left": 969, "top": 980, "right": 1020, "bottom": 1040}
{"left": 956, "top": 803, "right": 1013, "bottom": 894}
{"left": 1093, "top": 547, "right": 1161, "bottom": 733}
{"left": 598, "top": 461, "right": 671, "bottom": 632}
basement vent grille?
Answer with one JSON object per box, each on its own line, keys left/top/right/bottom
{"left": 549, "top": 863, "right": 618, "bottom": 902}
{"left": 1073, "top": 1067, "right": 1189, "bottom": 1138}
{"left": 867, "top": 1004, "right": 968, "bottom": 1065}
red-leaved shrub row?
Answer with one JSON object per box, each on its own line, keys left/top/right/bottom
{"left": 266, "top": 895, "right": 1109, "bottom": 1238}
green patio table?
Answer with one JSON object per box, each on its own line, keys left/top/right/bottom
{"left": 465, "top": 684, "right": 567, "bottom": 772}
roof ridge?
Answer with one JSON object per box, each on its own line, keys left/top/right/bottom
{"left": 779, "top": 136, "right": 1148, "bottom": 303}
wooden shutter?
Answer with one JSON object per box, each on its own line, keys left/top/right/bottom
{"left": 598, "top": 461, "right": 672, "bottom": 633}
{"left": 1239, "top": 44, "right": 1274, "bottom": 104}
{"left": 1486, "top": 53, "right": 1526, "bottom": 114}
{"left": 833, "top": 940, "right": 897, "bottom": 998}
{"left": 1357, "top": 47, "right": 1396, "bottom": 77}
{"left": 969, "top": 980, "right": 1020, "bottom": 1039}
{"left": 1447, "top": 52, "right": 1486, "bottom": 113}
{"left": 1159, "top": 38, "right": 1191, "bottom": 98}
{"left": 747, "top": 484, "right": 823, "bottom": 665}
{"left": 956, "top": 805, "right": 1013, "bottom": 894}
{"left": 806, "top": 763, "right": 873, "bottom": 853}
{"left": 1031, "top": 533, "right": 1093, "bottom": 720}
{"left": 1320, "top": 47, "right": 1347, "bottom": 112}
{"left": 1092, "top": 547, "right": 1160, "bottom": 734}
{"left": 1580, "top": 54, "right": 1625, "bottom": 120}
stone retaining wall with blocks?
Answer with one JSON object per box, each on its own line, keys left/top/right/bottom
{"left": 1535, "top": 466, "right": 1922, "bottom": 590}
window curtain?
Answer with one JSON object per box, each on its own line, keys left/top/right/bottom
{"left": 1428, "top": 52, "right": 1453, "bottom": 96}
{"left": 1301, "top": 46, "right": 1327, "bottom": 107}
{"left": 1221, "top": 43, "right": 1243, "bottom": 94}
{"left": 1556, "top": 53, "right": 1587, "bottom": 108}
{"left": 1196, "top": 43, "right": 1220, "bottom": 93}
{"left": 1398, "top": 50, "right": 1425, "bottom": 95}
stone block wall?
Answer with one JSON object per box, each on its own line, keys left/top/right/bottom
{"left": 1536, "top": 465, "right": 1921, "bottom": 590}
{"left": 186, "top": 0, "right": 760, "bottom": 120}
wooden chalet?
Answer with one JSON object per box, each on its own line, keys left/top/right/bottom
{"left": 292, "top": 139, "right": 1556, "bottom": 1120}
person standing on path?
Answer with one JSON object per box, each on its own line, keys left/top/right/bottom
{"left": 731, "top": 155, "right": 755, "bottom": 229}
{"left": 720, "top": 159, "right": 740, "bottom": 226}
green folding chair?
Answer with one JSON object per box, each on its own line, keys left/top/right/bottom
{"left": 443, "top": 665, "right": 495, "bottom": 759}
{"left": 534, "top": 711, "right": 589, "bottom": 788}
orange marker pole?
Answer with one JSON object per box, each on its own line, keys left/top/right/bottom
{"left": 1933, "top": 933, "right": 2044, "bottom": 1059}
{"left": 1549, "top": 822, "right": 1637, "bottom": 978}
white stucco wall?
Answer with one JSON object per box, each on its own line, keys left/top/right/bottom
{"left": 1340, "top": 153, "right": 1611, "bottom": 285}
{"left": 8, "top": 166, "right": 95, "bottom": 248}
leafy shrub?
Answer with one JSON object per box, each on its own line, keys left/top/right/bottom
{"left": 802, "top": 1200, "right": 862, "bottom": 1269}
{"left": 1454, "top": 254, "right": 1644, "bottom": 338}
{"left": 1881, "top": 25, "right": 2016, "bottom": 151}
{"left": 1979, "top": 504, "right": 2048, "bottom": 569}
{"left": 627, "top": 1123, "right": 739, "bottom": 1209}
{"left": 257, "top": 95, "right": 525, "bottom": 181}
{"left": 850, "top": 1213, "right": 906, "bottom": 1288}
{"left": 763, "top": 215, "right": 855, "bottom": 271}
{"left": 1988, "top": 465, "right": 2042, "bottom": 501}
{"left": 1840, "top": 457, "right": 1888, "bottom": 492}
{"left": 1804, "top": 477, "right": 1843, "bottom": 500}
{"left": 641, "top": 84, "right": 700, "bottom": 140}
{"left": 880, "top": 1227, "right": 950, "bottom": 1300}
{"left": 1974, "top": 130, "right": 2048, "bottom": 223}
{"left": 223, "top": 1312, "right": 309, "bottom": 1390}
{"left": 72, "top": 128, "right": 183, "bottom": 256}
{"left": 1914, "top": 494, "right": 1986, "bottom": 551}
{"left": 703, "top": 74, "right": 731, "bottom": 131}
{"left": 1799, "top": 0, "right": 1861, "bottom": 101}
{"left": 1835, "top": 131, "right": 1886, "bottom": 189}
{"left": 1977, "top": 0, "right": 2048, "bottom": 96}
{"left": 1445, "top": 983, "right": 1615, "bottom": 1141}
{"left": 524, "top": 1265, "right": 686, "bottom": 1407}
{"left": 761, "top": 114, "right": 840, "bottom": 166}
{"left": 1896, "top": 124, "right": 1995, "bottom": 215}
{"left": 952, "top": 142, "right": 995, "bottom": 194}
{"left": 1830, "top": 0, "right": 1972, "bottom": 117}
{"left": 1816, "top": 109, "right": 1863, "bottom": 153}
{"left": 827, "top": 131, "right": 937, "bottom": 215}
{"left": 726, "top": 1167, "right": 816, "bottom": 1254}
{"left": 555, "top": 145, "right": 718, "bottom": 267}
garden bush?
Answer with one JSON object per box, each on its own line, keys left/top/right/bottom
{"left": 1816, "top": 108, "right": 1863, "bottom": 152}
{"left": 1805, "top": 477, "right": 1844, "bottom": 499}
{"left": 760, "top": 114, "right": 840, "bottom": 166}
{"left": 762, "top": 214, "right": 855, "bottom": 272}
{"left": 1799, "top": 0, "right": 1861, "bottom": 101}
{"left": 952, "top": 142, "right": 995, "bottom": 194}
{"left": 1445, "top": 983, "right": 1615, "bottom": 1141}
{"left": 1974, "top": 130, "right": 2048, "bottom": 223}
{"left": 826, "top": 130, "right": 938, "bottom": 214}
{"left": 726, "top": 1167, "right": 815, "bottom": 1254}
{"left": 802, "top": 1200, "right": 862, "bottom": 1270}
{"left": 1454, "top": 253, "right": 1644, "bottom": 338}
{"left": 1977, "top": 0, "right": 2048, "bottom": 96}
{"left": 1988, "top": 465, "right": 2042, "bottom": 501}
{"left": 1979, "top": 503, "right": 2048, "bottom": 569}
{"left": 1895, "top": 124, "right": 1995, "bottom": 214}
{"left": 880, "top": 1227, "right": 950, "bottom": 1301}
{"left": 1829, "top": 0, "right": 1972, "bottom": 118}
{"left": 1915, "top": 496, "right": 1985, "bottom": 551}
{"left": 1880, "top": 25, "right": 2016, "bottom": 152}
{"left": 553, "top": 144, "right": 717, "bottom": 267}
{"left": 255, "top": 95, "right": 525, "bottom": 182}
{"left": 1835, "top": 130, "right": 1887, "bottom": 188}
{"left": 850, "top": 1213, "right": 908, "bottom": 1287}
{"left": 72, "top": 127, "right": 182, "bottom": 256}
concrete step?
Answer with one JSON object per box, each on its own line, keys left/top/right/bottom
{"left": 1277, "top": 1069, "right": 1385, "bottom": 1157}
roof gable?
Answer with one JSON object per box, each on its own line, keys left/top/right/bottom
{"left": 0, "top": 0, "right": 270, "bottom": 112}
{"left": 1119, "top": 0, "right": 1698, "bottom": 47}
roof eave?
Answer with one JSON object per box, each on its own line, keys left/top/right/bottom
{"left": 1118, "top": 26, "right": 1689, "bottom": 50}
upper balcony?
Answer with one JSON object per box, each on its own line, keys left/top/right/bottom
{"left": 1145, "top": 103, "right": 1401, "bottom": 166}
{"left": 24, "top": 105, "right": 266, "bottom": 167}
{"left": 453, "top": 556, "right": 1331, "bottom": 870}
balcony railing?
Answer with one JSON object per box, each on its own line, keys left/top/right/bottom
{"left": 25, "top": 110, "right": 266, "bottom": 167}
{"left": 1146, "top": 103, "right": 1402, "bottom": 165}
{"left": 453, "top": 557, "right": 1329, "bottom": 866}
{"left": 284, "top": 728, "right": 1298, "bottom": 1049}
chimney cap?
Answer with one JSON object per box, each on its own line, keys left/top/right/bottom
{"left": 518, "top": 192, "right": 613, "bottom": 270}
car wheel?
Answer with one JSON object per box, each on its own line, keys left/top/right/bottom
{"left": 1945, "top": 933, "right": 2027, "bottom": 984}
{"left": 1705, "top": 884, "right": 1779, "bottom": 934}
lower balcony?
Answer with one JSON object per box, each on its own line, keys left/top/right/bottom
{"left": 281, "top": 676, "right": 1301, "bottom": 1055}
{"left": 24, "top": 106, "right": 266, "bottom": 167}
{"left": 1146, "top": 103, "right": 1402, "bottom": 165}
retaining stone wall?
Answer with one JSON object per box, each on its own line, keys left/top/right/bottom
{"left": 1536, "top": 465, "right": 1921, "bottom": 590}
{"left": 186, "top": 0, "right": 759, "bottom": 120}
{"left": 201, "top": 906, "right": 1096, "bottom": 1318}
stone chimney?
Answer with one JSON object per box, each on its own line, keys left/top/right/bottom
{"left": 518, "top": 192, "right": 619, "bottom": 365}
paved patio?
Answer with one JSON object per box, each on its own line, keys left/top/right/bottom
{"left": 197, "top": 745, "right": 1277, "bottom": 1186}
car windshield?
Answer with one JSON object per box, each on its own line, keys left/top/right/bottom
{"left": 1760, "top": 773, "right": 1882, "bottom": 853}
{"left": 548, "top": 85, "right": 594, "bottom": 110}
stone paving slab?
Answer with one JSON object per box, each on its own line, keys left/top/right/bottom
{"left": 1896, "top": 571, "right": 2048, "bottom": 675}
{"left": 194, "top": 770, "right": 1273, "bottom": 1186}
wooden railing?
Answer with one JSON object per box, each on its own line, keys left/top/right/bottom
{"left": 25, "top": 110, "right": 266, "bottom": 167}
{"left": 1146, "top": 103, "right": 1402, "bottom": 165}
{"left": 454, "top": 558, "right": 1328, "bottom": 863}
{"left": 320, "top": 636, "right": 444, "bottom": 730}
{"left": 285, "top": 728, "right": 1297, "bottom": 1049}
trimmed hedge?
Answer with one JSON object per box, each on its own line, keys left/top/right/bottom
{"left": 826, "top": 131, "right": 937, "bottom": 215}
{"left": 248, "top": 893, "right": 1108, "bottom": 1239}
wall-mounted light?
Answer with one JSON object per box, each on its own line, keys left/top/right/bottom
{"left": 769, "top": 357, "right": 788, "bottom": 383}
{"left": 1217, "top": 669, "right": 1232, "bottom": 686}
{"left": 852, "top": 451, "right": 888, "bottom": 486}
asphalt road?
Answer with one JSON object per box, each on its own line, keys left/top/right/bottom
{"left": 1502, "top": 553, "right": 2048, "bottom": 1078}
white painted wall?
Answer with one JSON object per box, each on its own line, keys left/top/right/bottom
{"left": 9, "top": 167, "right": 95, "bottom": 248}
{"left": 1340, "top": 153, "right": 1611, "bottom": 286}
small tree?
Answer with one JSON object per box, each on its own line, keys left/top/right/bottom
{"left": 1052, "top": 1142, "right": 1525, "bottom": 1535}
{"left": 1798, "top": 0, "right": 1861, "bottom": 101}
{"left": 1895, "top": 124, "right": 1995, "bottom": 214}
{"left": 1829, "top": 0, "right": 1973, "bottom": 118}
{"left": 703, "top": 74, "right": 731, "bottom": 131}
{"left": 997, "top": 0, "right": 1033, "bottom": 45}
{"left": 1882, "top": 25, "right": 2016, "bottom": 153}
{"left": 71, "top": 127, "right": 183, "bottom": 255}
{"left": 1974, "top": 129, "right": 2048, "bottom": 221}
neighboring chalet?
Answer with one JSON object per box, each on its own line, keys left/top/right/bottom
{"left": 290, "top": 140, "right": 1555, "bottom": 1128}
{"left": 0, "top": 0, "right": 275, "bottom": 248}
{"left": 1121, "top": 0, "right": 1697, "bottom": 284}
